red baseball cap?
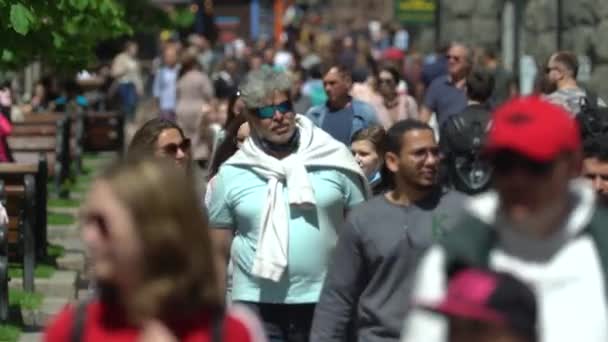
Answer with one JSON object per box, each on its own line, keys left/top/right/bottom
{"left": 484, "top": 96, "right": 581, "bottom": 162}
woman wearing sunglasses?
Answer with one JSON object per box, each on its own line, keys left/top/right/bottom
{"left": 374, "top": 66, "right": 418, "bottom": 129}
{"left": 128, "top": 118, "right": 192, "bottom": 168}
{"left": 45, "top": 157, "right": 265, "bottom": 341}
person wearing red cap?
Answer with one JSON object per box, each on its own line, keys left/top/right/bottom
{"left": 401, "top": 97, "right": 608, "bottom": 342}
{"left": 420, "top": 265, "right": 538, "bottom": 342}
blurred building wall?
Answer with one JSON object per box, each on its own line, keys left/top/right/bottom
{"left": 436, "top": 0, "right": 608, "bottom": 99}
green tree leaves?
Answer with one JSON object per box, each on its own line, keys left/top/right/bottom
{"left": 0, "top": 0, "right": 149, "bottom": 71}
{"left": 9, "top": 3, "right": 34, "bottom": 35}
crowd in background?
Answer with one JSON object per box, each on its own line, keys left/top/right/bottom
{"left": 0, "top": 9, "right": 608, "bottom": 342}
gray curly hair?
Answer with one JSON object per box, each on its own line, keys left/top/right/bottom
{"left": 239, "top": 67, "right": 292, "bottom": 109}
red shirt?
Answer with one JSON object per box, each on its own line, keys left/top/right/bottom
{"left": 44, "top": 300, "right": 265, "bottom": 342}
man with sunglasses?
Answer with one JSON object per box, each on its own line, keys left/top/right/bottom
{"left": 401, "top": 97, "right": 608, "bottom": 342}
{"left": 208, "top": 68, "right": 369, "bottom": 342}
{"left": 544, "top": 50, "right": 606, "bottom": 116}
{"left": 306, "top": 65, "right": 378, "bottom": 145}
{"left": 419, "top": 43, "right": 470, "bottom": 126}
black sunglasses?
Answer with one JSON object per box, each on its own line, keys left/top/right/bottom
{"left": 161, "top": 138, "right": 191, "bottom": 156}
{"left": 446, "top": 54, "right": 462, "bottom": 62}
{"left": 378, "top": 78, "right": 395, "bottom": 85}
{"left": 491, "top": 152, "right": 555, "bottom": 177}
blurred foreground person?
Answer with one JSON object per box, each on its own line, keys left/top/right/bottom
{"left": 128, "top": 118, "right": 191, "bottom": 168}
{"left": 45, "top": 157, "right": 265, "bottom": 341}
{"left": 420, "top": 266, "right": 538, "bottom": 342}
{"left": 401, "top": 97, "right": 608, "bottom": 342}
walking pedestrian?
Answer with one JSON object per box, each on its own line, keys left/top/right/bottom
{"left": 312, "top": 120, "right": 465, "bottom": 342}
{"left": 208, "top": 68, "right": 369, "bottom": 342}
{"left": 401, "top": 97, "right": 608, "bottom": 342}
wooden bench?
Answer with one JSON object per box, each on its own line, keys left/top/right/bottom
{"left": 0, "top": 164, "right": 39, "bottom": 299}
{"left": 9, "top": 113, "right": 79, "bottom": 195}
{"left": 0, "top": 156, "right": 48, "bottom": 277}
{"left": 83, "top": 111, "right": 124, "bottom": 153}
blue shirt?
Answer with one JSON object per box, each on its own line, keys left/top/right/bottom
{"left": 306, "top": 99, "right": 378, "bottom": 145}
{"left": 424, "top": 75, "right": 467, "bottom": 126}
{"left": 153, "top": 66, "right": 178, "bottom": 112}
{"left": 208, "top": 164, "right": 367, "bottom": 304}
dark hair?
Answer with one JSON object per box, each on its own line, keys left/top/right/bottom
{"left": 179, "top": 48, "right": 201, "bottom": 79}
{"left": 352, "top": 126, "right": 387, "bottom": 155}
{"left": 552, "top": 51, "right": 579, "bottom": 78}
{"left": 225, "top": 91, "right": 242, "bottom": 128}
{"left": 380, "top": 119, "right": 434, "bottom": 189}
{"left": 308, "top": 64, "right": 323, "bottom": 79}
{"left": 450, "top": 42, "right": 473, "bottom": 66}
{"left": 466, "top": 68, "right": 495, "bottom": 103}
{"left": 208, "top": 114, "right": 248, "bottom": 178}
{"left": 483, "top": 45, "right": 499, "bottom": 61}
{"left": 128, "top": 118, "right": 185, "bottom": 156}
{"left": 583, "top": 136, "right": 608, "bottom": 162}
{"left": 378, "top": 65, "right": 401, "bottom": 84}
{"left": 325, "top": 64, "right": 352, "bottom": 81}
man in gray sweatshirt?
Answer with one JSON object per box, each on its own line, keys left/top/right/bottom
{"left": 310, "top": 119, "right": 466, "bottom": 342}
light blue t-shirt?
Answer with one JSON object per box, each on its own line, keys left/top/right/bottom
{"left": 208, "top": 164, "right": 367, "bottom": 304}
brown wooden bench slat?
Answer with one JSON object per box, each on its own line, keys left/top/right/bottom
{"left": 7, "top": 219, "right": 18, "bottom": 232}
{"left": 20, "top": 114, "right": 64, "bottom": 123}
{"left": 11, "top": 125, "right": 57, "bottom": 136}
{"left": 8, "top": 137, "right": 56, "bottom": 148}
{"left": 7, "top": 231, "right": 17, "bottom": 245}
{"left": 4, "top": 185, "right": 24, "bottom": 195}
{"left": 0, "top": 164, "right": 38, "bottom": 173}
{"left": 11, "top": 154, "right": 56, "bottom": 177}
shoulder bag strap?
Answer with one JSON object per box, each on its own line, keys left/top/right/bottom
{"left": 70, "top": 300, "right": 90, "bottom": 342}
{"left": 212, "top": 309, "right": 225, "bottom": 342}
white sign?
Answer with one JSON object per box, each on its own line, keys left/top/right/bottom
{"left": 577, "top": 55, "right": 592, "bottom": 83}
{"left": 520, "top": 55, "right": 538, "bottom": 96}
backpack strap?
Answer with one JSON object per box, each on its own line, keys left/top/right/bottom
{"left": 583, "top": 87, "right": 599, "bottom": 111}
{"left": 211, "top": 308, "right": 225, "bottom": 342}
{"left": 441, "top": 214, "right": 497, "bottom": 269}
{"left": 70, "top": 300, "right": 90, "bottom": 342}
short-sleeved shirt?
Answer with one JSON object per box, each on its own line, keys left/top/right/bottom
{"left": 545, "top": 87, "right": 607, "bottom": 115}
{"left": 424, "top": 75, "right": 468, "bottom": 126}
{"left": 208, "top": 164, "right": 367, "bottom": 304}
{"left": 306, "top": 99, "right": 379, "bottom": 145}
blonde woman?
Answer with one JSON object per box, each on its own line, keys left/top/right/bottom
{"left": 45, "top": 157, "right": 265, "bottom": 342}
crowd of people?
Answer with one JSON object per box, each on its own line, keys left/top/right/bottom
{"left": 0, "top": 15, "right": 606, "bottom": 342}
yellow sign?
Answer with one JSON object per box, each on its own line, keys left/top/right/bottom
{"left": 395, "top": 0, "right": 436, "bottom": 25}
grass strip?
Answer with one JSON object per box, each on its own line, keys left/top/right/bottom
{"left": 0, "top": 324, "right": 20, "bottom": 342}
{"left": 9, "top": 290, "right": 43, "bottom": 310}
{"left": 9, "top": 263, "right": 55, "bottom": 279}
{"left": 47, "top": 244, "right": 65, "bottom": 259}
{"left": 48, "top": 212, "right": 75, "bottom": 226}
{"left": 48, "top": 197, "right": 81, "bottom": 208}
